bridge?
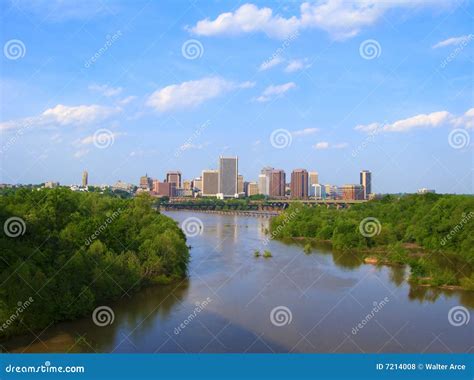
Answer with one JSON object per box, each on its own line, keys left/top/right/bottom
{"left": 161, "top": 207, "right": 279, "bottom": 218}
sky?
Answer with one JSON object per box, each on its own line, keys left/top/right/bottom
{"left": 0, "top": 0, "right": 473, "bottom": 194}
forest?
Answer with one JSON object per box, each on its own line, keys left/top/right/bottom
{"left": 0, "top": 188, "right": 189, "bottom": 338}
{"left": 270, "top": 194, "right": 474, "bottom": 290}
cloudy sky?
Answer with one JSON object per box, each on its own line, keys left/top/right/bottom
{"left": 1, "top": 0, "right": 472, "bottom": 193}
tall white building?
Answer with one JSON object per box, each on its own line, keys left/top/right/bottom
{"left": 258, "top": 174, "right": 269, "bottom": 195}
{"left": 218, "top": 156, "right": 238, "bottom": 197}
{"left": 360, "top": 170, "right": 372, "bottom": 199}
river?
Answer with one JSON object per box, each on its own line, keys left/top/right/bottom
{"left": 3, "top": 211, "right": 473, "bottom": 353}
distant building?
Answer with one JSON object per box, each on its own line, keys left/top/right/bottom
{"left": 153, "top": 180, "right": 172, "bottom": 197}
{"left": 140, "top": 174, "right": 153, "bottom": 190}
{"left": 258, "top": 174, "right": 269, "bottom": 196}
{"left": 183, "top": 180, "right": 192, "bottom": 191}
{"left": 247, "top": 182, "right": 259, "bottom": 196}
{"left": 238, "top": 175, "right": 244, "bottom": 194}
{"left": 193, "top": 177, "right": 202, "bottom": 192}
{"left": 309, "top": 171, "right": 318, "bottom": 186}
{"left": 166, "top": 171, "right": 182, "bottom": 188}
{"left": 202, "top": 170, "right": 219, "bottom": 196}
{"left": 269, "top": 169, "right": 286, "bottom": 198}
{"left": 44, "top": 181, "right": 59, "bottom": 189}
{"left": 82, "top": 170, "right": 88, "bottom": 187}
{"left": 113, "top": 180, "right": 134, "bottom": 192}
{"left": 290, "top": 169, "right": 308, "bottom": 199}
{"left": 360, "top": 170, "right": 372, "bottom": 199}
{"left": 218, "top": 156, "right": 238, "bottom": 197}
{"left": 341, "top": 184, "right": 365, "bottom": 200}
{"left": 312, "top": 183, "right": 326, "bottom": 199}
{"left": 418, "top": 188, "right": 436, "bottom": 194}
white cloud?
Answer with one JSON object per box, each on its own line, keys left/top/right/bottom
{"left": 189, "top": 3, "right": 300, "bottom": 39}
{"left": 259, "top": 56, "right": 284, "bottom": 71}
{"left": 79, "top": 131, "right": 123, "bottom": 145}
{"left": 88, "top": 84, "right": 123, "bottom": 97}
{"left": 433, "top": 34, "right": 474, "bottom": 48}
{"left": 314, "top": 141, "right": 329, "bottom": 150}
{"left": 0, "top": 104, "right": 121, "bottom": 131}
{"left": 74, "top": 148, "right": 90, "bottom": 158}
{"left": 119, "top": 95, "right": 137, "bottom": 105}
{"left": 313, "top": 141, "right": 347, "bottom": 150}
{"left": 355, "top": 108, "right": 473, "bottom": 133}
{"left": 451, "top": 108, "right": 474, "bottom": 129}
{"left": 256, "top": 82, "right": 296, "bottom": 102}
{"left": 146, "top": 77, "right": 254, "bottom": 112}
{"left": 190, "top": 1, "right": 456, "bottom": 40}
{"left": 285, "top": 59, "right": 311, "bottom": 73}
{"left": 293, "top": 127, "right": 319, "bottom": 136}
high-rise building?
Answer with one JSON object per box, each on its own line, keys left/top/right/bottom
{"left": 312, "top": 183, "right": 326, "bottom": 199}
{"left": 202, "top": 170, "right": 219, "bottom": 196}
{"left": 341, "top": 184, "right": 365, "bottom": 200}
{"left": 258, "top": 174, "right": 268, "bottom": 195}
{"left": 309, "top": 171, "right": 318, "bottom": 186}
{"left": 360, "top": 170, "right": 372, "bottom": 199}
{"left": 166, "top": 171, "right": 182, "bottom": 188}
{"left": 183, "top": 180, "right": 192, "bottom": 191}
{"left": 140, "top": 174, "right": 153, "bottom": 190}
{"left": 237, "top": 175, "right": 244, "bottom": 194}
{"left": 290, "top": 169, "right": 309, "bottom": 199}
{"left": 193, "top": 177, "right": 202, "bottom": 192}
{"left": 153, "top": 180, "right": 172, "bottom": 197}
{"left": 218, "top": 156, "right": 238, "bottom": 197}
{"left": 269, "top": 169, "right": 286, "bottom": 198}
{"left": 82, "top": 170, "right": 88, "bottom": 187}
{"left": 247, "top": 182, "right": 259, "bottom": 196}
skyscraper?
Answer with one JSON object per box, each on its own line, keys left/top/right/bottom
{"left": 166, "top": 171, "right": 182, "bottom": 188}
{"left": 341, "top": 184, "right": 365, "bottom": 200}
{"left": 258, "top": 174, "right": 268, "bottom": 195}
{"left": 269, "top": 169, "right": 286, "bottom": 198}
{"left": 360, "top": 170, "right": 372, "bottom": 199}
{"left": 202, "top": 170, "right": 219, "bottom": 196}
{"left": 247, "top": 182, "right": 259, "bottom": 196}
{"left": 290, "top": 169, "right": 309, "bottom": 199}
{"left": 238, "top": 175, "right": 244, "bottom": 194}
{"left": 140, "top": 174, "right": 153, "bottom": 190}
{"left": 82, "top": 170, "right": 88, "bottom": 187}
{"left": 218, "top": 156, "right": 238, "bottom": 197}
{"left": 308, "top": 171, "right": 318, "bottom": 196}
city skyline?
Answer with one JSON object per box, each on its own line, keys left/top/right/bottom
{"left": 0, "top": 1, "right": 472, "bottom": 195}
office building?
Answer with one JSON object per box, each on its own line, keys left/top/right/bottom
{"left": 193, "top": 177, "right": 202, "bottom": 192}
{"left": 418, "top": 188, "right": 436, "bottom": 194}
{"left": 258, "top": 174, "right": 268, "bottom": 195}
{"left": 218, "top": 156, "right": 238, "bottom": 197}
{"left": 140, "top": 174, "right": 153, "bottom": 190}
{"left": 312, "top": 183, "right": 326, "bottom": 199}
{"left": 269, "top": 169, "right": 286, "bottom": 198}
{"left": 166, "top": 171, "right": 182, "bottom": 188}
{"left": 153, "top": 180, "right": 172, "bottom": 197}
{"left": 44, "top": 181, "right": 59, "bottom": 189}
{"left": 183, "top": 180, "right": 192, "bottom": 191}
{"left": 202, "top": 170, "right": 219, "bottom": 196}
{"left": 290, "top": 169, "right": 309, "bottom": 199}
{"left": 309, "top": 171, "right": 319, "bottom": 186}
{"left": 238, "top": 175, "right": 244, "bottom": 194}
{"left": 113, "top": 180, "right": 134, "bottom": 192}
{"left": 360, "top": 170, "right": 372, "bottom": 199}
{"left": 247, "top": 182, "right": 259, "bottom": 196}
{"left": 341, "top": 184, "right": 365, "bottom": 200}
{"left": 82, "top": 170, "right": 88, "bottom": 187}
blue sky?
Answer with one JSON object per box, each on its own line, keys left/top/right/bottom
{"left": 0, "top": 0, "right": 472, "bottom": 194}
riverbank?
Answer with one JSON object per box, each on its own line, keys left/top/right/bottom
{"left": 270, "top": 194, "right": 474, "bottom": 291}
